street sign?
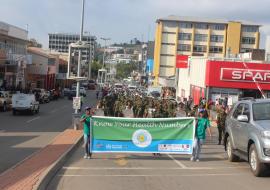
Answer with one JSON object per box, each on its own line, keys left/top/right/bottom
{"left": 73, "top": 97, "right": 81, "bottom": 110}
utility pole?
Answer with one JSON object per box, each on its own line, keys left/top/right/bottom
{"left": 100, "top": 37, "right": 110, "bottom": 84}
{"left": 75, "top": 0, "right": 85, "bottom": 114}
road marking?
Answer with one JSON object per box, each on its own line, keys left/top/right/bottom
{"left": 26, "top": 116, "right": 40, "bottom": 123}
{"left": 62, "top": 166, "right": 249, "bottom": 170}
{"left": 167, "top": 154, "right": 188, "bottom": 169}
{"left": 58, "top": 173, "right": 247, "bottom": 177}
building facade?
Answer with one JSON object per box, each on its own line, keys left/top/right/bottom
{"left": 27, "top": 47, "right": 58, "bottom": 90}
{"left": 48, "top": 33, "right": 97, "bottom": 63}
{"left": 154, "top": 15, "right": 261, "bottom": 79}
{"left": 0, "top": 21, "right": 30, "bottom": 89}
{"left": 176, "top": 56, "right": 270, "bottom": 106}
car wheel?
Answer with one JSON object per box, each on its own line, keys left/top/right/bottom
{"left": 226, "top": 137, "right": 239, "bottom": 162}
{"left": 249, "top": 144, "right": 266, "bottom": 177}
{"left": 13, "top": 109, "right": 16, "bottom": 116}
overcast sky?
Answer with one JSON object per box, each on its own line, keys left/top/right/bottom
{"left": 1, "top": 0, "right": 270, "bottom": 48}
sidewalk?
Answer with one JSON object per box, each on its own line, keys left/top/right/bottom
{"left": 0, "top": 129, "right": 82, "bottom": 190}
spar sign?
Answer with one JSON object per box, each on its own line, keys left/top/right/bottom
{"left": 91, "top": 116, "right": 195, "bottom": 154}
{"left": 221, "top": 68, "right": 270, "bottom": 83}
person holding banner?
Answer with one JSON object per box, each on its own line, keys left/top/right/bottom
{"left": 191, "top": 110, "right": 212, "bottom": 162}
{"left": 80, "top": 106, "right": 92, "bottom": 159}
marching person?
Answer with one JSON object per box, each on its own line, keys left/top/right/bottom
{"left": 191, "top": 110, "right": 212, "bottom": 162}
{"left": 216, "top": 106, "right": 227, "bottom": 145}
{"left": 80, "top": 106, "right": 93, "bottom": 159}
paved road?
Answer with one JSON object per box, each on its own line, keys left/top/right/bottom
{"left": 0, "top": 90, "right": 97, "bottom": 174}
{"left": 48, "top": 133, "right": 270, "bottom": 190}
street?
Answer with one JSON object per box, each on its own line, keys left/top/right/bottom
{"left": 0, "top": 90, "right": 96, "bottom": 174}
{"left": 47, "top": 140, "right": 270, "bottom": 190}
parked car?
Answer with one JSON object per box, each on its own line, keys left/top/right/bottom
{"left": 0, "top": 91, "right": 12, "bottom": 112}
{"left": 224, "top": 98, "right": 270, "bottom": 177}
{"left": 68, "top": 90, "right": 76, "bottom": 100}
{"left": 32, "top": 88, "right": 50, "bottom": 103}
{"left": 63, "top": 88, "right": 71, "bottom": 97}
{"left": 12, "top": 93, "right": 39, "bottom": 115}
{"left": 49, "top": 89, "right": 60, "bottom": 100}
{"left": 80, "top": 87, "right": 87, "bottom": 97}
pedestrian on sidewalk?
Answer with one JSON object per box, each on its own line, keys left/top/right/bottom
{"left": 191, "top": 110, "right": 212, "bottom": 162}
{"left": 80, "top": 106, "right": 92, "bottom": 159}
{"left": 216, "top": 106, "right": 227, "bottom": 145}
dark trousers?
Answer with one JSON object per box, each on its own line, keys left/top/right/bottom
{"left": 84, "top": 134, "right": 91, "bottom": 156}
{"left": 218, "top": 127, "right": 225, "bottom": 144}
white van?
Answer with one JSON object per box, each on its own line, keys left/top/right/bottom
{"left": 12, "top": 93, "right": 40, "bottom": 115}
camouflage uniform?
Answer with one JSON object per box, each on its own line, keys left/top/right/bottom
{"left": 217, "top": 108, "right": 227, "bottom": 145}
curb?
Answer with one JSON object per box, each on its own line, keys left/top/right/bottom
{"left": 34, "top": 133, "right": 83, "bottom": 190}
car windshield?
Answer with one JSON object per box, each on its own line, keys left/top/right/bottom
{"left": 253, "top": 102, "right": 270, "bottom": 120}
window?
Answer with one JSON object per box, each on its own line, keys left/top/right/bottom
{"left": 194, "top": 34, "right": 208, "bottom": 42}
{"left": 162, "top": 43, "right": 175, "bottom": 46}
{"left": 242, "top": 104, "right": 250, "bottom": 120}
{"left": 242, "top": 26, "right": 258, "bottom": 33}
{"left": 209, "top": 46, "right": 223, "bottom": 53}
{"left": 178, "top": 44, "right": 191, "bottom": 51}
{"left": 242, "top": 37, "right": 255, "bottom": 44}
{"left": 233, "top": 104, "right": 244, "bottom": 119}
{"left": 253, "top": 103, "right": 270, "bottom": 121}
{"left": 194, "top": 23, "right": 208, "bottom": 29}
{"left": 210, "top": 35, "right": 224, "bottom": 42}
{"left": 209, "top": 24, "right": 225, "bottom": 30}
{"left": 193, "top": 45, "right": 207, "bottom": 52}
{"left": 160, "top": 54, "right": 174, "bottom": 56}
{"left": 179, "top": 22, "right": 193, "bottom": 29}
{"left": 179, "top": 33, "right": 192, "bottom": 41}
{"left": 240, "top": 48, "right": 252, "bottom": 53}
{"left": 162, "top": 31, "right": 176, "bottom": 34}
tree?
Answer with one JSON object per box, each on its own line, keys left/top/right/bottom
{"left": 116, "top": 61, "right": 138, "bottom": 79}
{"left": 91, "top": 61, "right": 102, "bottom": 79}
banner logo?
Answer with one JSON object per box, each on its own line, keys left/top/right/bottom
{"left": 132, "top": 129, "right": 152, "bottom": 148}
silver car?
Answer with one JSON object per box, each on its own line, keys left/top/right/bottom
{"left": 224, "top": 98, "right": 270, "bottom": 177}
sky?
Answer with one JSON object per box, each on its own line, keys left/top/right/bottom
{"left": 0, "top": 0, "right": 270, "bottom": 48}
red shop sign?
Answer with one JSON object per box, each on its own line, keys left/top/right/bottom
{"left": 221, "top": 68, "right": 270, "bottom": 83}
{"left": 176, "top": 55, "right": 188, "bottom": 68}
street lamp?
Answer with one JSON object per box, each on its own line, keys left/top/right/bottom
{"left": 98, "top": 37, "right": 110, "bottom": 85}
{"left": 100, "top": 37, "right": 110, "bottom": 68}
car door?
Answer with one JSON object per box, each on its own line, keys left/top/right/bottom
{"left": 230, "top": 103, "right": 244, "bottom": 148}
{"left": 237, "top": 103, "right": 252, "bottom": 152}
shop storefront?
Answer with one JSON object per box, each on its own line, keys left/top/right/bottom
{"left": 176, "top": 57, "right": 270, "bottom": 106}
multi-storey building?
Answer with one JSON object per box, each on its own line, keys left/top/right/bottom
{"left": 0, "top": 21, "right": 30, "bottom": 89}
{"left": 48, "top": 33, "right": 97, "bottom": 63}
{"left": 154, "top": 15, "right": 261, "bottom": 78}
